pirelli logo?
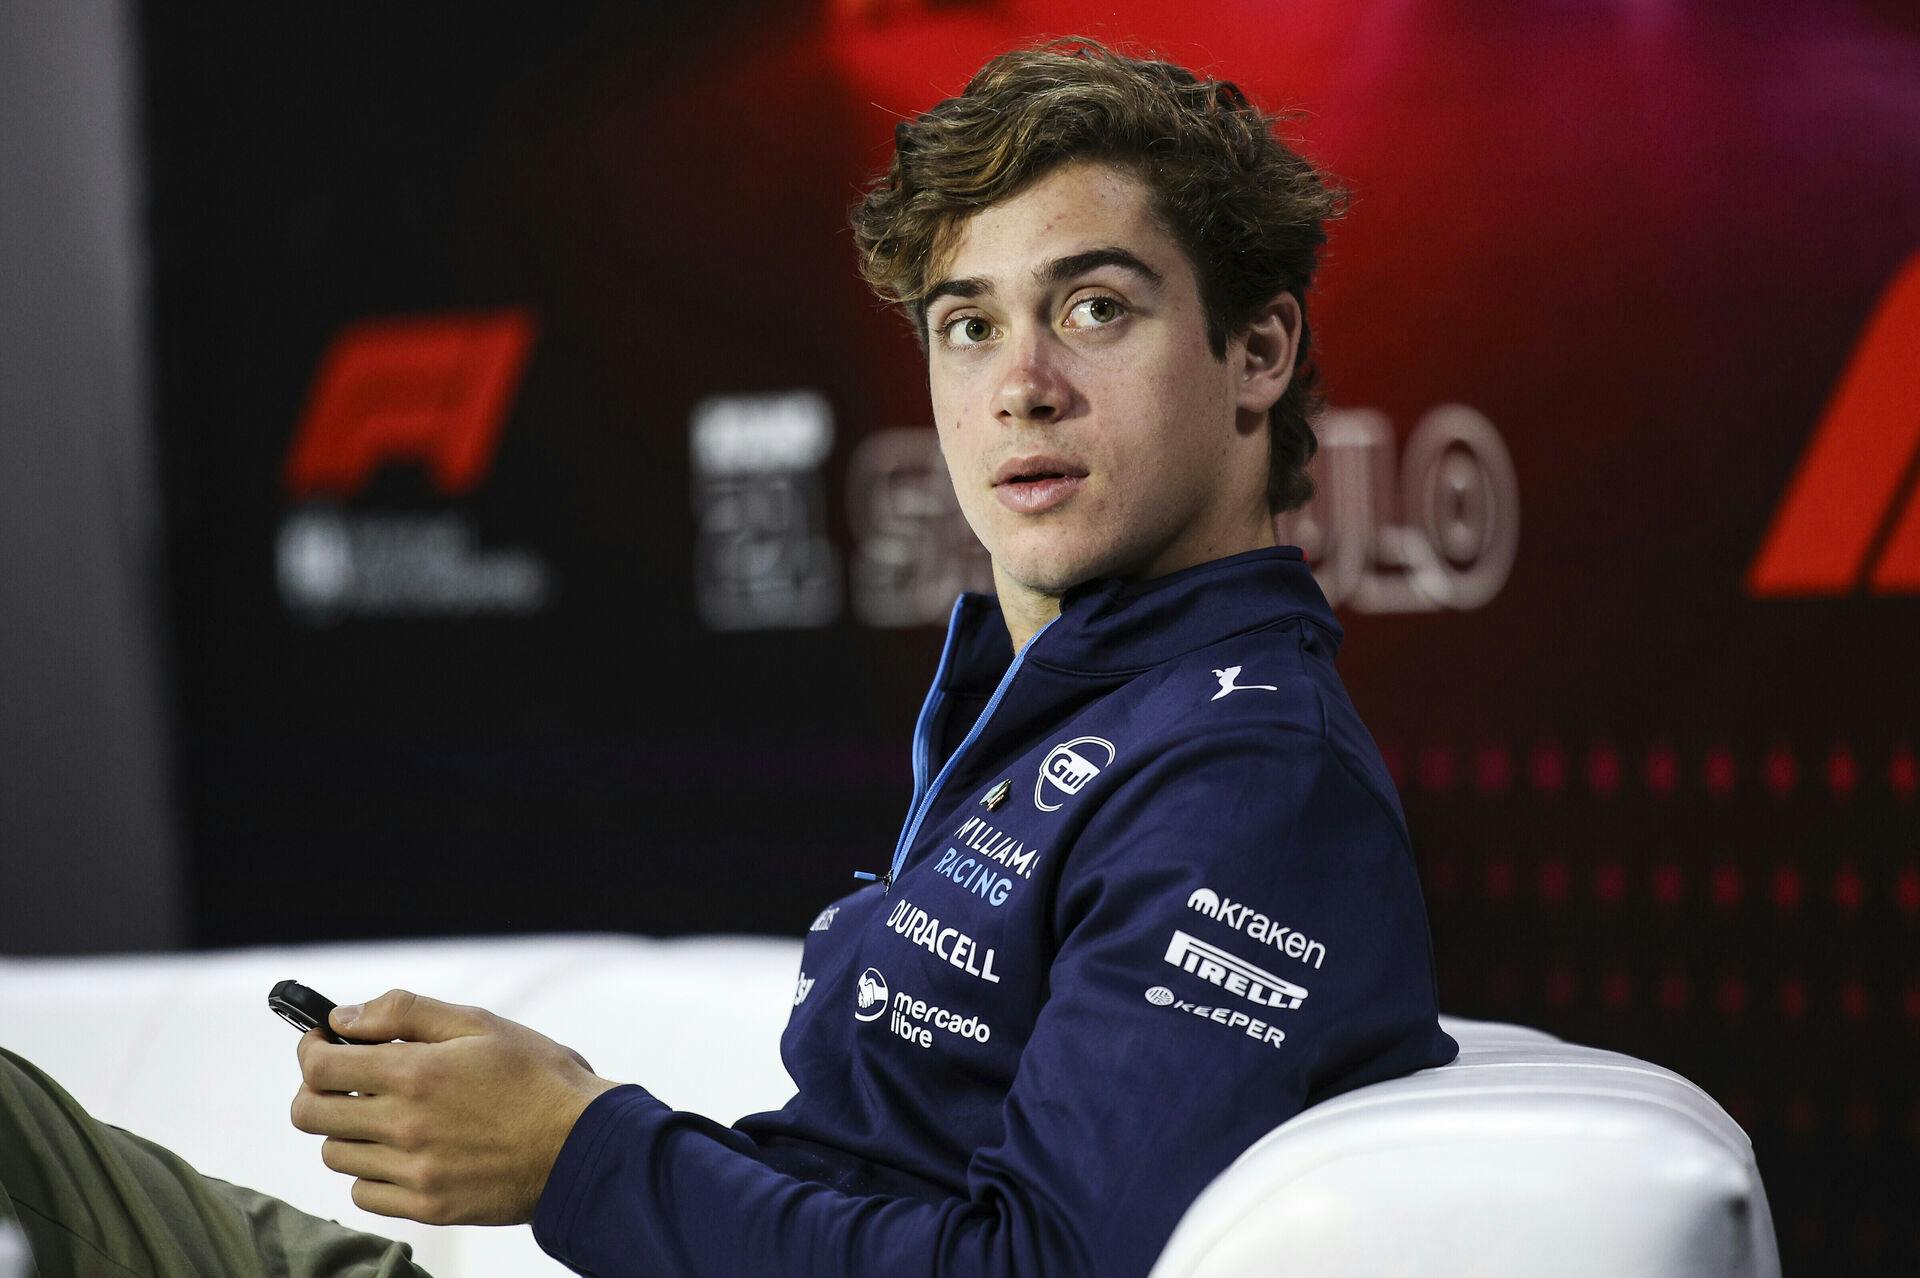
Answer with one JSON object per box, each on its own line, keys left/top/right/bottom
{"left": 1163, "top": 929, "right": 1309, "bottom": 1011}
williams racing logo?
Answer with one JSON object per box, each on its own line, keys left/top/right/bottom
{"left": 1035, "top": 736, "right": 1114, "bottom": 812}
{"left": 1163, "top": 929, "right": 1309, "bottom": 1010}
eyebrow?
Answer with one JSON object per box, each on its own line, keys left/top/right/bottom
{"left": 921, "top": 246, "right": 1165, "bottom": 313}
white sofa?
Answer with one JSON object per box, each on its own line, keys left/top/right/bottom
{"left": 0, "top": 935, "right": 1780, "bottom": 1277}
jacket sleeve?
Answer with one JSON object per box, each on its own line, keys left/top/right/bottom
{"left": 531, "top": 724, "right": 1456, "bottom": 1277}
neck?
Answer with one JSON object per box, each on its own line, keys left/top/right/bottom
{"left": 991, "top": 512, "right": 1282, "bottom": 653}
{"left": 993, "top": 572, "right": 1061, "bottom": 654}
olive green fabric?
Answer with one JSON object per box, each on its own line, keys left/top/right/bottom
{"left": 0, "top": 1047, "right": 429, "bottom": 1278}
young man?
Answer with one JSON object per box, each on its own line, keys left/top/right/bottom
{"left": 0, "top": 38, "right": 1454, "bottom": 1277}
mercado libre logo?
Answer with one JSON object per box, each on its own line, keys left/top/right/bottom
{"left": 855, "top": 968, "right": 890, "bottom": 1022}
{"left": 275, "top": 308, "right": 551, "bottom": 623}
{"left": 1748, "top": 251, "right": 1920, "bottom": 598}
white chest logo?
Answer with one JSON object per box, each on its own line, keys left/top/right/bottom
{"left": 1211, "top": 666, "right": 1278, "bottom": 701}
{"left": 1035, "top": 736, "right": 1115, "bottom": 812}
{"left": 854, "top": 968, "right": 890, "bottom": 1022}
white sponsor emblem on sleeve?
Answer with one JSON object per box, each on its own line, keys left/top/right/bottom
{"left": 1186, "top": 886, "right": 1328, "bottom": 969}
{"left": 1143, "top": 985, "right": 1288, "bottom": 1049}
{"left": 1163, "top": 929, "right": 1309, "bottom": 1009}
{"left": 1210, "top": 665, "right": 1278, "bottom": 701}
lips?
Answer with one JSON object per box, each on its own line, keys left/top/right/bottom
{"left": 992, "top": 456, "right": 1090, "bottom": 487}
{"left": 992, "top": 456, "right": 1089, "bottom": 515}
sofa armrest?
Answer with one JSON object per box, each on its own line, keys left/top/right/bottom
{"left": 1149, "top": 1014, "right": 1780, "bottom": 1278}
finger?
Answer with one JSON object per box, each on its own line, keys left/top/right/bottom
{"left": 319, "top": 1136, "right": 409, "bottom": 1184}
{"left": 289, "top": 1086, "right": 398, "bottom": 1142}
{"left": 300, "top": 1037, "right": 411, "bottom": 1095}
{"left": 352, "top": 1178, "right": 448, "bottom": 1226}
{"left": 296, "top": 1027, "right": 324, "bottom": 1073}
{"left": 337, "top": 989, "right": 490, "bottom": 1045}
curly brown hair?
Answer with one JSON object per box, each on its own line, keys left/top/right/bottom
{"left": 851, "top": 37, "right": 1347, "bottom": 514}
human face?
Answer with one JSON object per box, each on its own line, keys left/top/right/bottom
{"left": 924, "top": 160, "right": 1287, "bottom": 639}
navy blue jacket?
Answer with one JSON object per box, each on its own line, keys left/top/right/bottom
{"left": 534, "top": 546, "right": 1458, "bottom": 1276}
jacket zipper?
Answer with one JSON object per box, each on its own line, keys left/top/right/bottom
{"left": 880, "top": 615, "right": 1058, "bottom": 891}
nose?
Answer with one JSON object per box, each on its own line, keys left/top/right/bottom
{"left": 993, "top": 331, "right": 1074, "bottom": 425}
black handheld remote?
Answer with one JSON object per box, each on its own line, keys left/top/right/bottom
{"left": 268, "top": 979, "right": 380, "bottom": 1046}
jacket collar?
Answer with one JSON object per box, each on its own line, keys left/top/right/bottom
{"left": 941, "top": 546, "right": 1341, "bottom": 692}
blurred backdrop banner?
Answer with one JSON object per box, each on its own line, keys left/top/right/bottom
{"left": 59, "top": 0, "right": 1920, "bottom": 1272}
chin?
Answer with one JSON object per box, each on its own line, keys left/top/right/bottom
{"left": 1012, "top": 568, "right": 1093, "bottom": 596}
{"left": 996, "top": 539, "right": 1129, "bottom": 597}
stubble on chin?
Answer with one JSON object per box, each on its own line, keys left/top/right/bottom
{"left": 997, "top": 533, "right": 1118, "bottom": 598}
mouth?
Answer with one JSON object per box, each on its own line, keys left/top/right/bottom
{"left": 992, "top": 456, "right": 1090, "bottom": 488}
{"left": 992, "top": 456, "right": 1089, "bottom": 515}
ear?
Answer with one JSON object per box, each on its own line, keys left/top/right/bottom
{"left": 1234, "top": 290, "right": 1302, "bottom": 418}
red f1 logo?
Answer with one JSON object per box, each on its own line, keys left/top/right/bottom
{"left": 1747, "top": 252, "right": 1920, "bottom": 596}
{"left": 282, "top": 309, "right": 537, "bottom": 499}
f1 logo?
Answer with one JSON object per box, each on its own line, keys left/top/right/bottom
{"left": 282, "top": 309, "right": 537, "bottom": 499}
{"left": 1748, "top": 252, "right": 1920, "bottom": 596}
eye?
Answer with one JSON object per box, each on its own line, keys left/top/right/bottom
{"left": 1066, "top": 296, "right": 1126, "bottom": 329}
{"left": 940, "top": 315, "right": 995, "bottom": 347}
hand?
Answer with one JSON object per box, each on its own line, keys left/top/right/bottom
{"left": 290, "top": 989, "right": 620, "bottom": 1225}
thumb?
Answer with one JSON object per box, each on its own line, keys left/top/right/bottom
{"left": 332, "top": 988, "right": 484, "bottom": 1043}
